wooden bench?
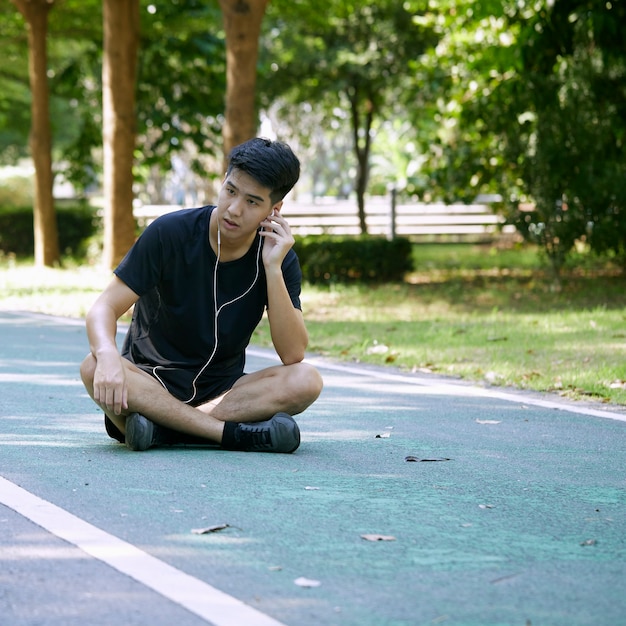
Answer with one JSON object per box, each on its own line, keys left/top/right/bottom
{"left": 134, "top": 197, "right": 516, "bottom": 243}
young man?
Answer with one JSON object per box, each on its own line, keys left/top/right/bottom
{"left": 80, "top": 138, "right": 323, "bottom": 453}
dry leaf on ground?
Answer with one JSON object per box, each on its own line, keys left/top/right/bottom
{"left": 361, "top": 534, "right": 396, "bottom": 542}
{"left": 294, "top": 577, "right": 321, "bottom": 587}
{"left": 191, "top": 524, "right": 231, "bottom": 534}
{"left": 580, "top": 539, "right": 597, "bottom": 546}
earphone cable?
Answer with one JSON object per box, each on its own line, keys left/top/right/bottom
{"left": 152, "top": 227, "right": 264, "bottom": 404}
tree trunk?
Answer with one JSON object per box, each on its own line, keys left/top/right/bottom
{"left": 219, "top": 0, "right": 269, "bottom": 169}
{"left": 12, "top": 0, "right": 59, "bottom": 267}
{"left": 349, "top": 86, "right": 375, "bottom": 235}
{"left": 102, "top": 0, "right": 139, "bottom": 269}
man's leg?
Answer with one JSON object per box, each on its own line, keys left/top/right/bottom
{"left": 193, "top": 363, "right": 322, "bottom": 453}
{"left": 80, "top": 354, "right": 226, "bottom": 443}
{"left": 194, "top": 362, "right": 323, "bottom": 421}
{"left": 80, "top": 355, "right": 322, "bottom": 450}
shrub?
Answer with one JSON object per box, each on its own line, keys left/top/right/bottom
{"left": 0, "top": 203, "right": 101, "bottom": 258}
{"left": 294, "top": 235, "right": 414, "bottom": 284}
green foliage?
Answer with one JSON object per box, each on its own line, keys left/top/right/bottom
{"left": 409, "top": 0, "right": 626, "bottom": 276}
{"left": 2, "top": 0, "right": 624, "bottom": 277}
{"left": 1, "top": 0, "right": 226, "bottom": 194}
{"left": 51, "top": 40, "right": 103, "bottom": 191}
{"left": 135, "top": 1, "right": 225, "bottom": 172}
{"left": 262, "top": 0, "right": 437, "bottom": 223}
{"left": 0, "top": 203, "right": 101, "bottom": 258}
{"left": 0, "top": 174, "right": 34, "bottom": 207}
{"left": 502, "top": 0, "right": 626, "bottom": 275}
{"left": 294, "top": 235, "right": 414, "bottom": 284}
{"left": 0, "top": 4, "right": 34, "bottom": 163}
{"left": 407, "top": 2, "right": 525, "bottom": 203}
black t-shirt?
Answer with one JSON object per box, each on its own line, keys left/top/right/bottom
{"left": 114, "top": 205, "right": 302, "bottom": 403}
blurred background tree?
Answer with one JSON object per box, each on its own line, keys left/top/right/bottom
{"left": 259, "top": 0, "right": 437, "bottom": 233}
{"left": 9, "top": 0, "right": 59, "bottom": 266}
{"left": 0, "top": 0, "right": 623, "bottom": 273}
{"left": 407, "top": 0, "right": 626, "bottom": 277}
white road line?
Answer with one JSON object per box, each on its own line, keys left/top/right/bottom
{"left": 9, "top": 312, "right": 625, "bottom": 423}
{"left": 246, "top": 348, "right": 626, "bottom": 424}
{"left": 0, "top": 476, "right": 286, "bottom": 626}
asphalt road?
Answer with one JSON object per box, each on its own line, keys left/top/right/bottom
{"left": 1, "top": 311, "right": 625, "bottom": 626}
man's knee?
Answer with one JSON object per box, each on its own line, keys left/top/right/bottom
{"left": 292, "top": 362, "right": 323, "bottom": 403}
{"left": 307, "top": 364, "right": 324, "bottom": 400}
{"left": 79, "top": 353, "right": 96, "bottom": 389}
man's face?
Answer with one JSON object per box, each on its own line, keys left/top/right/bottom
{"left": 216, "top": 168, "right": 279, "bottom": 241}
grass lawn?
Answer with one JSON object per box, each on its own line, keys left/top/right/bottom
{"left": 1, "top": 243, "right": 625, "bottom": 406}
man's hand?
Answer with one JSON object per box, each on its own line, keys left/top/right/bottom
{"left": 260, "top": 210, "right": 294, "bottom": 270}
{"left": 92, "top": 349, "right": 128, "bottom": 416}
{"left": 85, "top": 276, "right": 139, "bottom": 416}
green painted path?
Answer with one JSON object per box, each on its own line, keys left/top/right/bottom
{"left": 0, "top": 311, "right": 624, "bottom": 626}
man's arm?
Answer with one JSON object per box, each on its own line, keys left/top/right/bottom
{"left": 265, "top": 265, "right": 309, "bottom": 364}
{"left": 260, "top": 211, "right": 309, "bottom": 364}
{"left": 86, "top": 276, "right": 140, "bottom": 415}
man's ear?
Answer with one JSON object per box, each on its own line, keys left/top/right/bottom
{"left": 270, "top": 201, "right": 283, "bottom": 216}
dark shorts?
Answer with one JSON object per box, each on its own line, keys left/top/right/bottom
{"left": 126, "top": 357, "right": 245, "bottom": 407}
{"left": 183, "top": 372, "right": 246, "bottom": 407}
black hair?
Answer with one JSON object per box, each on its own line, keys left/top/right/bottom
{"left": 226, "top": 137, "right": 301, "bottom": 204}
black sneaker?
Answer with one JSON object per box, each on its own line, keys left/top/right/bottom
{"left": 224, "top": 413, "right": 300, "bottom": 453}
{"left": 125, "top": 412, "right": 172, "bottom": 451}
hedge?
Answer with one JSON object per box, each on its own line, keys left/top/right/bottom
{"left": 0, "top": 203, "right": 101, "bottom": 258}
{"left": 0, "top": 207, "right": 415, "bottom": 284}
{"left": 294, "top": 235, "right": 414, "bottom": 284}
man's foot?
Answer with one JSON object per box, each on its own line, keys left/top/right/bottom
{"left": 222, "top": 413, "right": 300, "bottom": 453}
{"left": 125, "top": 412, "right": 172, "bottom": 451}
